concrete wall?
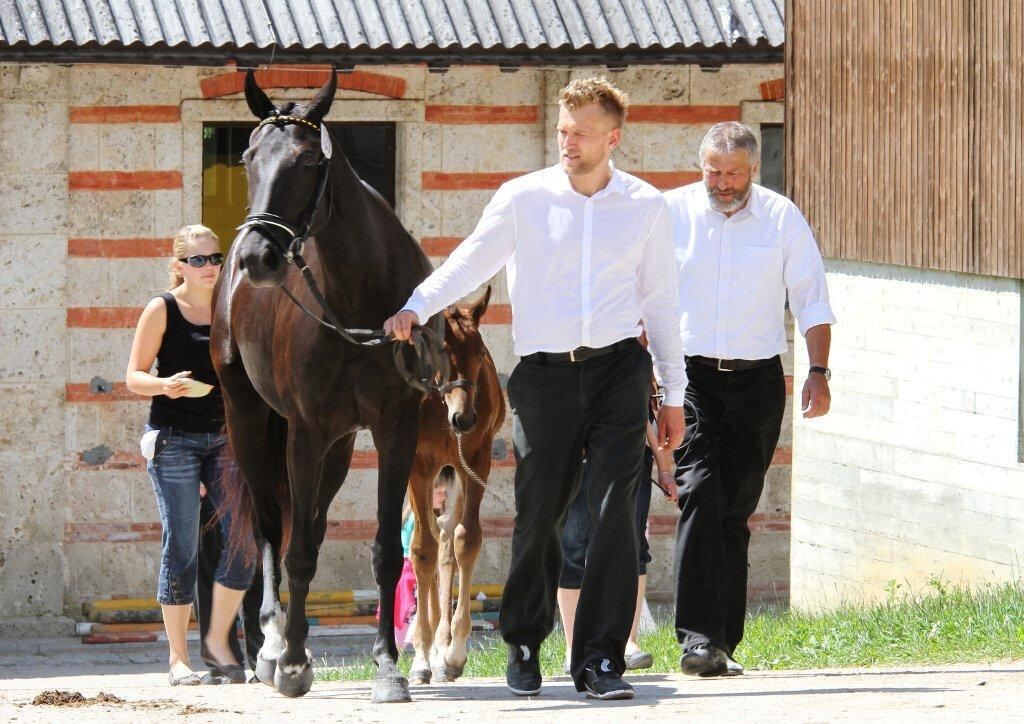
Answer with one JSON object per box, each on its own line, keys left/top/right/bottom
{"left": 791, "top": 259, "right": 1024, "bottom": 609}
{"left": 0, "top": 61, "right": 787, "bottom": 628}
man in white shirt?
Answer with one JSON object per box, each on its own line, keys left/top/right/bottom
{"left": 384, "top": 78, "right": 685, "bottom": 701}
{"left": 664, "top": 122, "right": 835, "bottom": 677}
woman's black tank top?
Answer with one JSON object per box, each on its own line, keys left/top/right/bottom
{"left": 148, "top": 292, "right": 224, "bottom": 433}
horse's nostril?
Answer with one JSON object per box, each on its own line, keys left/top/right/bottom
{"left": 260, "top": 248, "right": 280, "bottom": 271}
{"left": 238, "top": 256, "right": 247, "bottom": 270}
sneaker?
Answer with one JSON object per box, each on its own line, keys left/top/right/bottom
{"left": 506, "top": 643, "right": 541, "bottom": 696}
{"left": 724, "top": 656, "right": 744, "bottom": 676}
{"left": 679, "top": 643, "right": 728, "bottom": 677}
{"left": 624, "top": 650, "right": 654, "bottom": 670}
{"left": 582, "top": 659, "right": 635, "bottom": 700}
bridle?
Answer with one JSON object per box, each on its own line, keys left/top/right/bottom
{"left": 235, "top": 111, "right": 466, "bottom": 396}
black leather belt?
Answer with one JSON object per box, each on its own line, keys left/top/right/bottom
{"left": 687, "top": 355, "right": 778, "bottom": 372}
{"left": 523, "top": 338, "right": 637, "bottom": 365}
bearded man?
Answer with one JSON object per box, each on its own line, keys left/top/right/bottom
{"left": 664, "top": 122, "right": 836, "bottom": 676}
{"left": 385, "top": 78, "right": 685, "bottom": 701}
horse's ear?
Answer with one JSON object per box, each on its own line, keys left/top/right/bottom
{"left": 468, "top": 285, "right": 491, "bottom": 323}
{"left": 245, "top": 70, "right": 275, "bottom": 120}
{"left": 305, "top": 69, "right": 337, "bottom": 125}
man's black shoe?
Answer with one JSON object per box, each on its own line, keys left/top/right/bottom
{"left": 506, "top": 643, "right": 541, "bottom": 696}
{"left": 724, "top": 655, "right": 744, "bottom": 676}
{"left": 679, "top": 643, "right": 728, "bottom": 677}
{"left": 582, "top": 659, "right": 635, "bottom": 700}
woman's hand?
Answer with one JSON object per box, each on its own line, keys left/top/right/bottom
{"left": 161, "top": 371, "right": 192, "bottom": 399}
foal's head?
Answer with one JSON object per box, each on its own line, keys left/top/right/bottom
{"left": 443, "top": 287, "right": 492, "bottom": 434}
{"left": 237, "top": 70, "right": 337, "bottom": 288}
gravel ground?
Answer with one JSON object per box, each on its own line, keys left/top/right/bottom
{"left": 0, "top": 636, "right": 1021, "bottom": 722}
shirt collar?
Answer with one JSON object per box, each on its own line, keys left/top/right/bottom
{"left": 702, "top": 182, "right": 766, "bottom": 220}
{"left": 552, "top": 160, "right": 626, "bottom": 197}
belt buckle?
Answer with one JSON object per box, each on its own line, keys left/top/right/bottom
{"left": 569, "top": 348, "right": 577, "bottom": 363}
{"left": 717, "top": 358, "right": 734, "bottom": 373}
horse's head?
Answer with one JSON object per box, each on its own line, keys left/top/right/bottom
{"left": 236, "top": 70, "right": 337, "bottom": 288}
{"left": 442, "top": 286, "right": 492, "bottom": 434}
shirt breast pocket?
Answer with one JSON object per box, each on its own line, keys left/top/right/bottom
{"left": 737, "top": 246, "right": 783, "bottom": 296}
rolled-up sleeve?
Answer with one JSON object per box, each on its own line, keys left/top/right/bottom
{"left": 637, "top": 199, "right": 688, "bottom": 406}
{"left": 404, "top": 185, "right": 517, "bottom": 323}
{"left": 783, "top": 208, "right": 837, "bottom": 336}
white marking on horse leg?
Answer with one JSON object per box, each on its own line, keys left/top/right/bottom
{"left": 259, "top": 609, "right": 286, "bottom": 660}
{"left": 279, "top": 648, "right": 313, "bottom": 674}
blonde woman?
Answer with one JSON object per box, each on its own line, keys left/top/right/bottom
{"left": 126, "top": 225, "right": 254, "bottom": 686}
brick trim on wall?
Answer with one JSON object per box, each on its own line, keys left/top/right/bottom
{"left": 69, "top": 106, "right": 181, "bottom": 124}
{"left": 200, "top": 68, "right": 407, "bottom": 99}
{"left": 759, "top": 78, "right": 785, "bottom": 101}
{"left": 68, "top": 171, "right": 182, "bottom": 191}
{"left": 68, "top": 238, "right": 170, "bottom": 258}
{"left": 425, "top": 105, "right": 540, "bottom": 124}
{"left": 628, "top": 105, "right": 742, "bottom": 123}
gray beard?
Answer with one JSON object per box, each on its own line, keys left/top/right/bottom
{"left": 707, "top": 185, "right": 751, "bottom": 213}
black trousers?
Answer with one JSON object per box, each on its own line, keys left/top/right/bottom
{"left": 499, "top": 340, "right": 651, "bottom": 691}
{"left": 196, "top": 495, "right": 264, "bottom": 669}
{"left": 673, "top": 356, "right": 786, "bottom": 654}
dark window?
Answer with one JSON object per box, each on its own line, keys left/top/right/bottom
{"left": 201, "top": 122, "right": 396, "bottom": 247}
{"left": 760, "top": 124, "right": 784, "bottom": 195}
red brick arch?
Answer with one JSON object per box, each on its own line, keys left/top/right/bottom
{"left": 200, "top": 67, "right": 407, "bottom": 100}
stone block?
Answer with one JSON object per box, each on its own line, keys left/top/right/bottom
{"left": 614, "top": 67, "right": 689, "bottom": 104}
{"left": 614, "top": 127, "right": 644, "bottom": 170}
{"left": 0, "top": 543, "right": 65, "bottom": 617}
{"left": 98, "top": 126, "right": 156, "bottom": 171}
{"left": 66, "top": 469, "right": 133, "bottom": 522}
{"left": 68, "top": 123, "right": 100, "bottom": 171}
{"left": 0, "top": 103, "right": 68, "bottom": 173}
{"left": 131, "top": 473, "right": 159, "bottom": 522}
{"left": 68, "top": 328, "right": 135, "bottom": 383}
{"left": 65, "top": 401, "right": 149, "bottom": 456}
{"left": 439, "top": 125, "right": 545, "bottom": 173}
{"left": 426, "top": 67, "right": 546, "bottom": 105}
{"left": 64, "top": 540, "right": 161, "bottom": 603}
{"left": 152, "top": 190, "right": 185, "bottom": 238}
{"left": 0, "top": 235, "right": 66, "bottom": 309}
{"left": 641, "top": 123, "right": 706, "bottom": 171}
{"left": 153, "top": 124, "right": 185, "bottom": 170}
{"left": 69, "top": 190, "right": 153, "bottom": 238}
{"left": 0, "top": 383, "right": 63, "bottom": 452}
{"left": 0, "top": 451, "right": 65, "bottom": 545}
{"left": 70, "top": 65, "right": 186, "bottom": 106}
{"left": 65, "top": 257, "right": 110, "bottom": 307}
{"left": 108, "top": 258, "right": 166, "bottom": 307}
{"left": 0, "top": 173, "right": 67, "bottom": 235}
{"left": 439, "top": 190, "right": 496, "bottom": 238}
{"left": 0, "top": 309, "right": 66, "bottom": 382}
{"left": 0, "top": 64, "right": 69, "bottom": 103}
{"left": 689, "top": 63, "right": 782, "bottom": 105}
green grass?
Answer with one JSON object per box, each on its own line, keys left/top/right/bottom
{"left": 315, "top": 580, "right": 1024, "bottom": 682}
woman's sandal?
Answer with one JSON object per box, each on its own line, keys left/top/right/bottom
{"left": 168, "top": 670, "right": 203, "bottom": 686}
{"left": 201, "top": 662, "right": 246, "bottom": 685}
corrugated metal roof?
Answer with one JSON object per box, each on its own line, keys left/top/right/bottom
{"left": 0, "top": 1, "right": 783, "bottom": 66}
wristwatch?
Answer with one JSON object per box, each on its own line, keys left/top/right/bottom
{"left": 809, "top": 365, "right": 831, "bottom": 381}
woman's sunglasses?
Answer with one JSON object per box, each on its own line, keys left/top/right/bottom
{"left": 178, "top": 253, "right": 225, "bottom": 268}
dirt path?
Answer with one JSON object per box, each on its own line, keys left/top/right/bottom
{"left": 1, "top": 662, "right": 1021, "bottom": 722}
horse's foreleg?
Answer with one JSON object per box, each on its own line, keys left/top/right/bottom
{"left": 255, "top": 538, "right": 285, "bottom": 685}
{"left": 273, "top": 433, "right": 332, "bottom": 698}
{"left": 370, "top": 416, "right": 419, "bottom": 704}
{"left": 444, "top": 455, "right": 487, "bottom": 680}
{"left": 431, "top": 474, "right": 460, "bottom": 682}
{"left": 408, "top": 460, "right": 440, "bottom": 685}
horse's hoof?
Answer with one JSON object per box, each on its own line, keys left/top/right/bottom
{"left": 255, "top": 655, "right": 277, "bottom": 686}
{"left": 430, "top": 665, "right": 448, "bottom": 683}
{"left": 408, "top": 668, "right": 431, "bottom": 685}
{"left": 444, "top": 662, "right": 465, "bottom": 681}
{"left": 274, "top": 662, "right": 313, "bottom": 698}
{"left": 371, "top": 676, "right": 412, "bottom": 703}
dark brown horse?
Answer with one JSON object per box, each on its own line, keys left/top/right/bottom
{"left": 406, "top": 288, "right": 506, "bottom": 685}
{"left": 211, "top": 70, "right": 436, "bottom": 702}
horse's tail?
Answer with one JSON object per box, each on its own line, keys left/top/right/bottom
{"left": 218, "top": 411, "right": 292, "bottom": 566}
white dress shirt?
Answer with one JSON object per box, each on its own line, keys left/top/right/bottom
{"left": 403, "top": 163, "right": 688, "bottom": 405}
{"left": 664, "top": 182, "right": 836, "bottom": 360}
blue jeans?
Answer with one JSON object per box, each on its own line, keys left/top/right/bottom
{"left": 559, "top": 448, "right": 654, "bottom": 589}
{"left": 146, "top": 425, "right": 254, "bottom": 605}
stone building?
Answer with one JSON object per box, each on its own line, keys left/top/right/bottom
{"left": 0, "top": 1, "right": 789, "bottom": 632}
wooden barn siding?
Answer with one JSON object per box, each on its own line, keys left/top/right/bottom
{"left": 786, "top": 0, "right": 1023, "bottom": 278}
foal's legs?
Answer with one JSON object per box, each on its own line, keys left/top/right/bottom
{"left": 430, "top": 473, "right": 459, "bottom": 681}
{"left": 370, "top": 416, "right": 419, "bottom": 703}
{"left": 444, "top": 449, "right": 489, "bottom": 679}
{"left": 408, "top": 458, "right": 441, "bottom": 685}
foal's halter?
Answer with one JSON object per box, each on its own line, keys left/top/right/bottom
{"left": 235, "top": 111, "right": 463, "bottom": 395}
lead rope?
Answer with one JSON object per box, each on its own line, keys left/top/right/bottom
{"left": 454, "top": 431, "right": 513, "bottom": 505}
